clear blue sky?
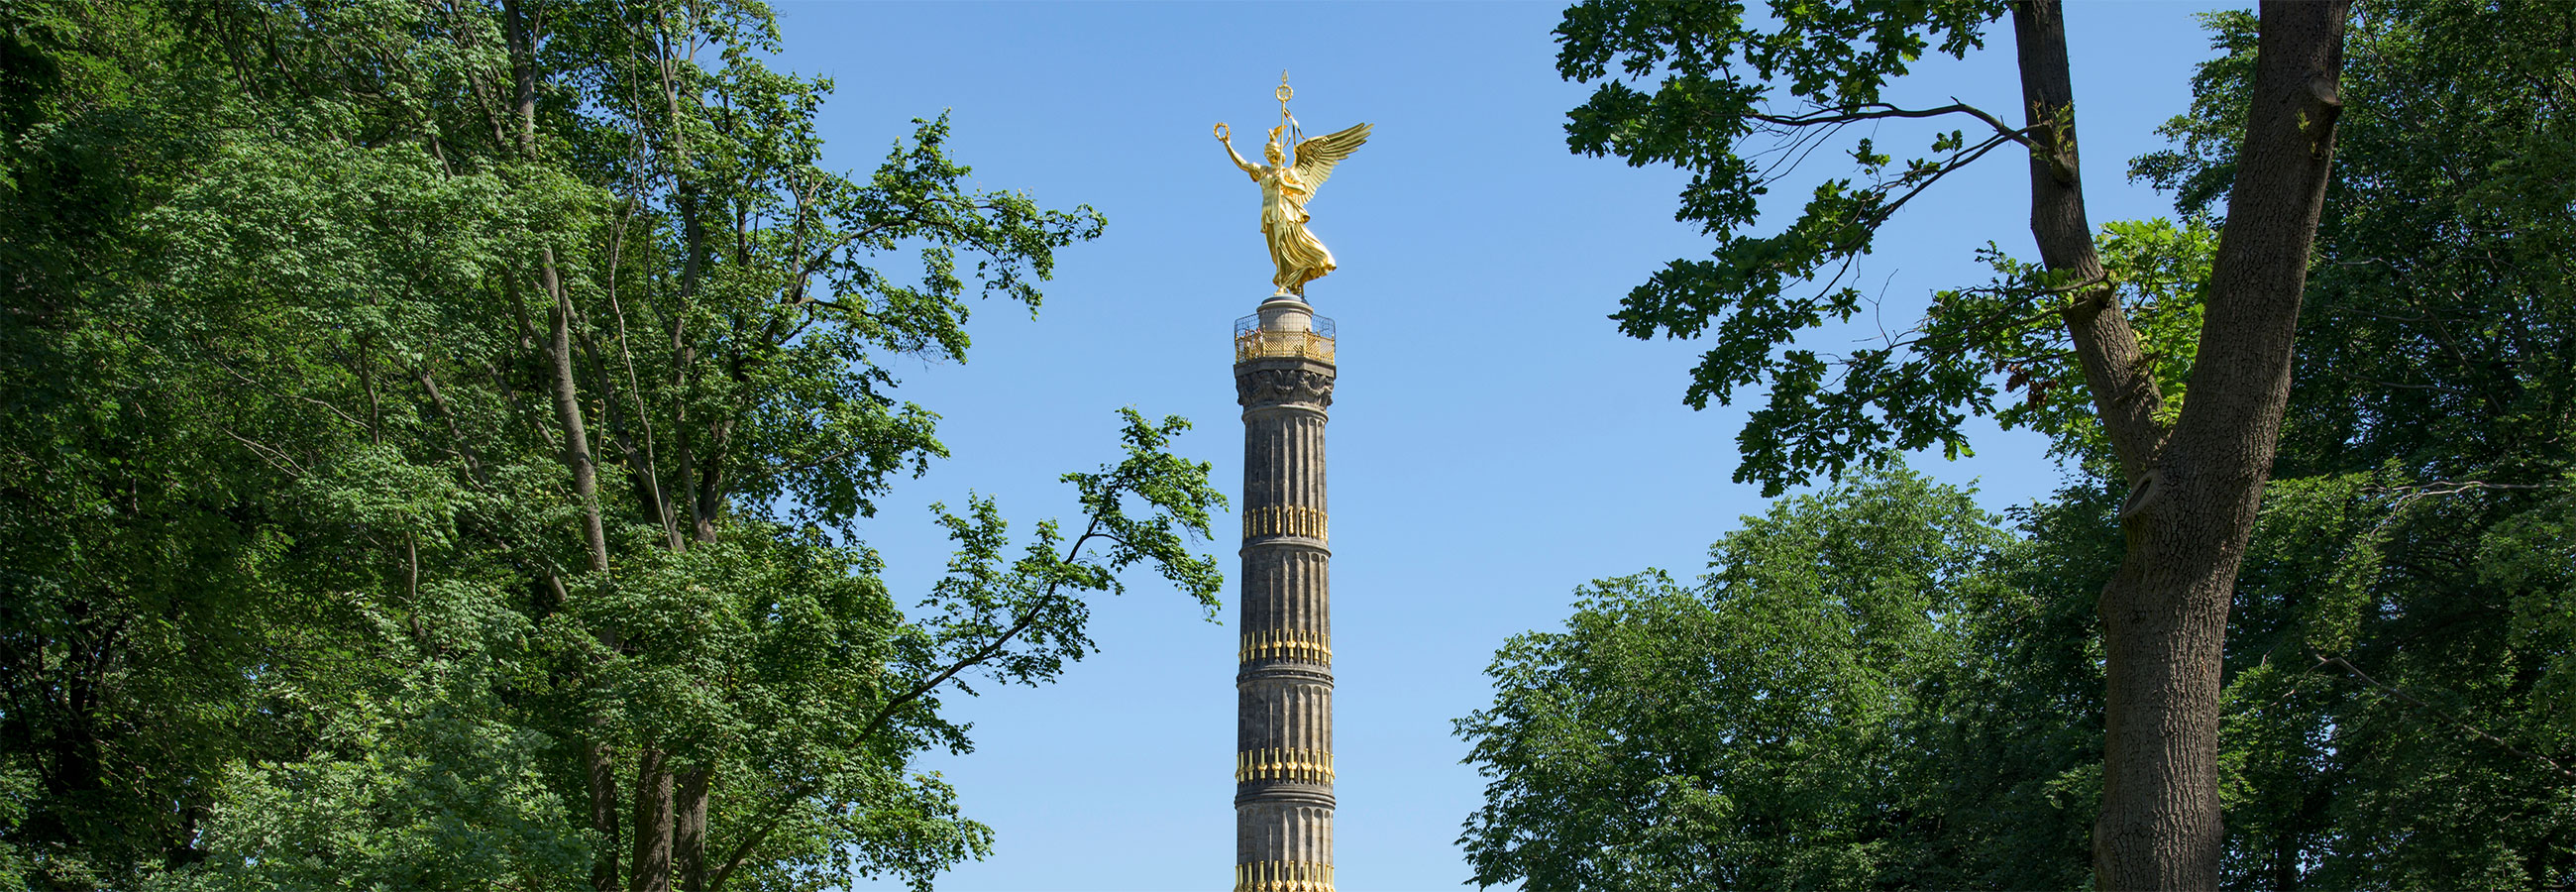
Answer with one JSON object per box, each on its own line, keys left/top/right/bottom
{"left": 763, "top": 3, "right": 2232, "bottom": 889}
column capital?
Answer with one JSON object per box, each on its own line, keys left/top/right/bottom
{"left": 1234, "top": 363, "right": 1336, "bottom": 410}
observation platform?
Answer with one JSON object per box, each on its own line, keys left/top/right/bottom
{"left": 1234, "top": 307, "right": 1337, "bottom": 364}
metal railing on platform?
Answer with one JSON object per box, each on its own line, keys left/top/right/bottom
{"left": 1234, "top": 312, "right": 1337, "bottom": 363}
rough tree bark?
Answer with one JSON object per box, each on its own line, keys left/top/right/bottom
{"left": 631, "top": 749, "right": 676, "bottom": 892}
{"left": 2011, "top": 2, "right": 2168, "bottom": 470}
{"left": 2005, "top": 1, "right": 2350, "bottom": 887}
{"left": 675, "top": 766, "right": 711, "bottom": 891}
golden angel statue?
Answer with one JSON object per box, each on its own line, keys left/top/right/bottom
{"left": 1216, "top": 118, "right": 1372, "bottom": 298}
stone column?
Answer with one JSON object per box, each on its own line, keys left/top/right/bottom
{"left": 1233, "top": 297, "right": 1336, "bottom": 892}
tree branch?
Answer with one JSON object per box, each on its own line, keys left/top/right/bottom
{"left": 706, "top": 498, "right": 1127, "bottom": 891}
{"left": 2317, "top": 653, "right": 2576, "bottom": 780}
{"left": 1749, "top": 101, "right": 2040, "bottom": 151}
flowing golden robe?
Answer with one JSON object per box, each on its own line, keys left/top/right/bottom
{"left": 1252, "top": 164, "right": 1334, "bottom": 296}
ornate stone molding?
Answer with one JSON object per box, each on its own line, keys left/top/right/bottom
{"left": 1240, "top": 628, "right": 1332, "bottom": 666}
{"left": 1234, "top": 860, "right": 1335, "bottom": 892}
{"left": 1236, "top": 747, "right": 1336, "bottom": 784}
{"left": 1238, "top": 662, "right": 1336, "bottom": 687}
{"left": 1235, "top": 367, "right": 1336, "bottom": 409}
{"left": 1242, "top": 504, "right": 1328, "bottom": 540}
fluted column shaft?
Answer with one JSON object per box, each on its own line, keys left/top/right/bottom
{"left": 1234, "top": 298, "right": 1336, "bottom": 892}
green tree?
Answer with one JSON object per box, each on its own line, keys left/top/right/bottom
{"left": 1457, "top": 469, "right": 2013, "bottom": 889}
{"left": 1553, "top": 2, "right": 2351, "bottom": 884}
{"left": 0, "top": 4, "right": 317, "bottom": 880}
{"left": 1474, "top": 4, "right": 2572, "bottom": 888}
{"left": 2136, "top": 3, "right": 2576, "bottom": 885}
{"left": 0, "top": 2, "right": 1221, "bottom": 890}
{"left": 1456, "top": 223, "right": 2220, "bottom": 889}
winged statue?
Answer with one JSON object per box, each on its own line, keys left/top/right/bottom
{"left": 1215, "top": 119, "right": 1371, "bottom": 298}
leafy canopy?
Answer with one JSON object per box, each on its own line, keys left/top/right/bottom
{"left": 1556, "top": 2, "right": 2222, "bottom": 497}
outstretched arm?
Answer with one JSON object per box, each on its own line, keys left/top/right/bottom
{"left": 1215, "top": 124, "right": 1259, "bottom": 177}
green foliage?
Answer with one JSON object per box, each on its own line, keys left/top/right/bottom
{"left": 1554, "top": 2, "right": 2245, "bottom": 498}
{"left": 1973, "top": 218, "right": 2216, "bottom": 470}
{"left": 902, "top": 411, "right": 1222, "bottom": 715}
{"left": 2127, "top": 2, "right": 2576, "bottom": 884}
{"left": 1899, "top": 487, "right": 2113, "bottom": 890}
{"left": 1493, "top": 6, "right": 2576, "bottom": 885}
{"left": 1457, "top": 469, "right": 2021, "bottom": 889}
{"left": 2207, "top": 468, "right": 2576, "bottom": 888}
{"left": 1556, "top": 0, "right": 2055, "bottom": 496}
{"left": 0, "top": 1, "right": 1206, "bottom": 889}
{"left": 164, "top": 663, "right": 591, "bottom": 892}
{"left": 2139, "top": 2, "right": 2576, "bottom": 482}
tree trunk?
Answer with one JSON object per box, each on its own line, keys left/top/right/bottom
{"left": 2005, "top": 1, "right": 2349, "bottom": 887}
{"left": 542, "top": 161, "right": 626, "bottom": 892}
{"left": 585, "top": 740, "right": 622, "bottom": 892}
{"left": 675, "top": 765, "right": 712, "bottom": 891}
{"left": 2086, "top": 3, "right": 2350, "bottom": 889}
{"left": 2010, "top": 1, "right": 2168, "bottom": 474}
{"left": 505, "top": 4, "right": 627, "bottom": 888}
{"left": 543, "top": 279, "right": 610, "bottom": 574}
{"left": 2092, "top": 516, "right": 2232, "bottom": 888}
{"left": 630, "top": 749, "right": 676, "bottom": 892}
{"left": 670, "top": 491, "right": 720, "bottom": 889}
{"left": 554, "top": 263, "right": 625, "bottom": 892}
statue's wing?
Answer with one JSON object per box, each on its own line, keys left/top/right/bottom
{"left": 1291, "top": 122, "right": 1372, "bottom": 192}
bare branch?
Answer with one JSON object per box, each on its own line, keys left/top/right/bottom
{"left": 1749, "top": 100, "right": 2039, "bottom": 151}
{"left": 220, "top": 426, "right": 308, "bottom": 478}
{"left": 2365, "top": 479, "right": 2573, "bottom": 503}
